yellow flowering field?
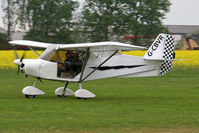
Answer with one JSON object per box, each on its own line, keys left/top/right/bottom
{"left": 0, "top": 50, "right": 199, "bottom": 69}
{"left": 0, "top": 50, "right": 43, "bottom": 69}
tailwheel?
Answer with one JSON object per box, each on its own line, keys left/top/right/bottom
{"left": 25, "top": 94, "right": 36, "bottom": 98}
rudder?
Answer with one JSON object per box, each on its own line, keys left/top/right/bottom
{"left": 159, "top": 34, "right": 175, "bottom": 75}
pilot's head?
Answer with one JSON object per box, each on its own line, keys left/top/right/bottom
{"left": 66, "top": 51, "right": 78, "bottom": 58}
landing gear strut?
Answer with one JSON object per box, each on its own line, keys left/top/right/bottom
{"left": 62, "top": 82, "right": 69, "bottom": 97}
{"left": 55, "top": 82, "right": 75, "bottom": 97}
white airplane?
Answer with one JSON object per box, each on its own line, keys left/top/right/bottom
{"left": 9, "top": 33, "right": 175, "bottom": 99}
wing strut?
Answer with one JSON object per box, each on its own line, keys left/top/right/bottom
{"left": 81, "top": 50, "right": 119, "bottom": 81}
{"left": 28, "top": 47, "right": 40, "bottom": 56}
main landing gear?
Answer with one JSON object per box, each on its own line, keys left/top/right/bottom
{"left": 55, "top": 82, "right": 96, "bottom": 99}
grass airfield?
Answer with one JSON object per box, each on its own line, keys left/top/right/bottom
{"left": 1, "top": 67, "right": 199, "bottom": 133}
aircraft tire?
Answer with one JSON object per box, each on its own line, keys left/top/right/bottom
{"left": 77, "top": 97, "right": 87, "bottom": 100}
{"left": 25, "top": 94, "right": 36, "bottom": 98}
{"left": 57, "top": 95, "right": 64, "bottom": 97}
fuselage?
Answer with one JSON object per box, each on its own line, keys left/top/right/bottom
{"left": 14, "top": 53, "right": 162, "bottom": 82}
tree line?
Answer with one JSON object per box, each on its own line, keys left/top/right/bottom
{"left": 2, "top": 0, "right": 170, "bottom": 46}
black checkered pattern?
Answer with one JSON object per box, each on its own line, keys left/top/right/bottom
{"left": 160, "top": 35, "right": 175, "bottom": 75}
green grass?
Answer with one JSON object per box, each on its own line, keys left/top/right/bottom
{"left": 0, "top": 67, "right": 199, "bottom": 132}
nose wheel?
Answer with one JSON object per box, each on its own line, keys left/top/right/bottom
{"left": 22, "top": 78, "right": 45, "bottom": 98}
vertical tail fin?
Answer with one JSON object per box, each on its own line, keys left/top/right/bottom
{"left": 144, "top": 34, "right": 175, "bottom": 75}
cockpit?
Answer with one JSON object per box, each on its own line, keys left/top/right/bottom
{"left": 39, "top": 45, "right": 86, "bottom": 79}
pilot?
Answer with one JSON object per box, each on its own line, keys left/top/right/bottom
{"left": 64, "top": 51, "right": 83, "bottom": 77}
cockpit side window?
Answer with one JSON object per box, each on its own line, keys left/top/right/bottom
{"left": 54, "top": 50, "right": 67, "bottom": 63}
{"left": 57, "top": 50, "right": 86, "bottom": 79}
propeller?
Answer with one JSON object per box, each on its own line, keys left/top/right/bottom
{"left": 20, "top": 52, "right": 26, "bottom": 68}
{"left": 13, "top": 46, "right": 26, "bottom": 77}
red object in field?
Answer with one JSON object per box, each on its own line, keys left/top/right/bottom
{"left": 14, "top": 46, "right": 29, "bottom": 50}
{"left": 123, "top": 36, "right": 156, "bottom": 40}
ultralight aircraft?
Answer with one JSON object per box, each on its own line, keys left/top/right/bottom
{"left": 9, "top": 33, "right": 175, "bottom": 99}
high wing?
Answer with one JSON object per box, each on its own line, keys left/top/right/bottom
{"left": 9, "top": 40, "right": 146, "bottom": 51}
{"left": 58, "top": 42, "right": 146, "bottom": 51}
{"left": 9, "top": 40, "right": 52, "bottom": 48}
